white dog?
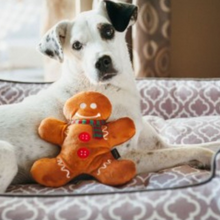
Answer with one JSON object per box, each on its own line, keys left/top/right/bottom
{"left": 0, "top": 0, "right": 217, "bottom": 193}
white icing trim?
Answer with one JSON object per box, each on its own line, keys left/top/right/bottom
{"left": 57, "top": 158, "right": 71, "bottom": 179}
{"left": 75, "top": 112, "right": 101, "bottom": 119}
{"left": 97, "top": 159, "right": 112, "bottom": 176}
{"left": 102, "top": 125, "right": 109, "bottom": 140}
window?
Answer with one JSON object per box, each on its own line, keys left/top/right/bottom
{"left": 0, "top": 0, "right": 43, "bottom": 81}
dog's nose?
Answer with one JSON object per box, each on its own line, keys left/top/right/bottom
{"left": 95, "top": 55, "right": 112, "bottom": 72}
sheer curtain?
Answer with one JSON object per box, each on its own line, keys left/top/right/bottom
{"left": 0, "top": 0, "right": 43, "bottom": 81}
{"left": 0, "top": 0, "right": 93, "bottom": 82}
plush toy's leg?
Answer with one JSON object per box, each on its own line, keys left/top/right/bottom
{"left": 0, "top": 141, "right": 18, "bottom": 193}
{"left": 92, "top": 159, "right": 136, "bottom": 186}
{"left": 31, "top": 157, "right": 74, "bottom": 187}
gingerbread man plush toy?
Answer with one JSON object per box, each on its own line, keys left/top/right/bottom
{"left": 31, "top": 91, "right": 136, "bottom": 187}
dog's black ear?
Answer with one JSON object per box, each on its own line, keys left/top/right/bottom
{"left": 37, "top": 21, "right": 69, "bottom": 62}
{"left": 104, "top": 0, "right": 138, "bottom": 32}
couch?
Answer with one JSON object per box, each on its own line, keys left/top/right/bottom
{"left": 0, "top": 78, "right": 220, "bottom": 220}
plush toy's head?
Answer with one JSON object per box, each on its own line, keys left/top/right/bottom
{"left": 63, "top": 91, "right": 112, "bottom": 120}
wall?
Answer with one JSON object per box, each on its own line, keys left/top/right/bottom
{"left": 170, "top": 0, "right": 220, "bottom": 78}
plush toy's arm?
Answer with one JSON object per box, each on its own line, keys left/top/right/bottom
{"left": 106, "top": 117, "right": 136, "bottom": 147}
{"left": 38, "top": 117, "right": 68, "bottom": 145}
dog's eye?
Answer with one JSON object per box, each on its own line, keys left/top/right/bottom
{"left": 105, "top": 27, "right": 114, "bottom": 38}
{"left": 101, "top": 25, "right": 115, "bottom": 40}
{"left": 72, "top": 41, "right": 83, "bottom": 50}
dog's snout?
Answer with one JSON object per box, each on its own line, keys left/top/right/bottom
{"left": 95, "top": 55, "right": 117, "bottom": 81}
{"left": 95, "top": 56, "right": 112, "bottom": 72}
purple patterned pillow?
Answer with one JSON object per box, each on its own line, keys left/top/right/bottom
{"left": 137, "top": 79, "right": 220, "bottom": 119}
{"left": 0, "top": 80, "right": 49, "bottom": 105}
{"left": 146, "top": 115, "right": 220, "bottom": 144}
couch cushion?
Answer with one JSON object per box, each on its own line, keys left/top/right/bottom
{"left": 6, "top": 165, "right": 209, "bottom": 194}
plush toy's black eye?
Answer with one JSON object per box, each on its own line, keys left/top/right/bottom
{"left": 99, "top": 24, "right": 115, "bottom": 40}
{"left": 72, "top": 41, "right": 83, "bottom": 50}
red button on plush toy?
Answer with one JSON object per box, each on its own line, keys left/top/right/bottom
{"left": 79, "top": 132, "right": 91, "bottom": 142}
{"left": 77, "top": 147, "right": 90, "bottom": 159}
{"left": 31, "top": 91, "right": 136, "bottom": 187}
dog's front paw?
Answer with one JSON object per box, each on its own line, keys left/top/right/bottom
{"left": 188, "top": 160, "right": 210, "bottom": 170}
{"left": 189, "top": 148, "right": 214, "bottom": 170}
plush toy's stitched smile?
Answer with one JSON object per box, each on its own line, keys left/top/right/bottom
{"left": 75, "top": 112, "right": 101, "bottom": 119}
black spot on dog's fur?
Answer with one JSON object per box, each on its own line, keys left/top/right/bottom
{"left": 54, "top": 50, "right": 60, "bottom": 57}
{"left": 46, "top": 35, "right": 51, "bottom": 42}
{"left": 45, "top": 49, "right": 54, "bottom": 57}
{"left": 104, "top": 84, "right": 111, "bottom": 90}
{"left": 147, "top": 152, "right": 154, "bottom": 155}
{"left": 54, "top": 42, "right": 59, "bottom": 50}
{"left": 155, "top": 140, "right": 162, "bottom": 149}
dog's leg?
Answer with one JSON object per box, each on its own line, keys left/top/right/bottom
{"left": 174, "top": 141, "right": 220, "bottom": 153}
{"left": 134, "top": 116, "right": 220, "bottom": 172}
{"left": 0, "top": 141, "right": 18, "bottom": 193}
{"left": 124, "top": 146, "right": 214, "bottom": 174}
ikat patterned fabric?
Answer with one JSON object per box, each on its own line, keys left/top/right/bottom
{"left": 1, "top": 78, "right": 220, "bottom": 220}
